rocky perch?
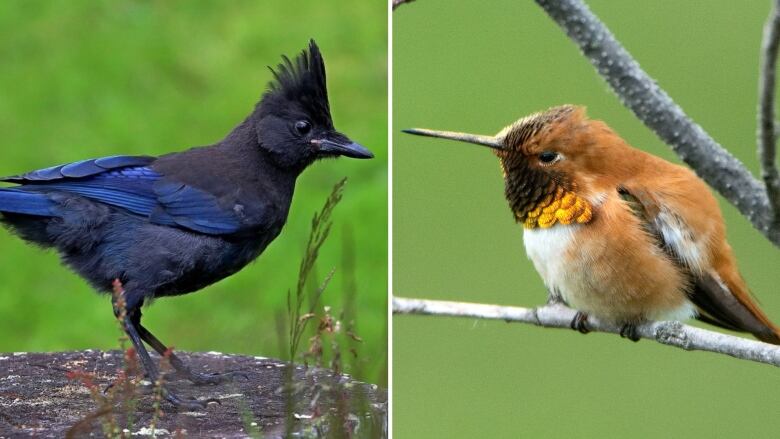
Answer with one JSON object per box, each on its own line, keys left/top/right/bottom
{"left": 0, "top": 350, "right": 387, "bottom": 438}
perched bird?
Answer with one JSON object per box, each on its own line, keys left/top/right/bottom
{"left": 405, "top": 105, "right": 780, "bottom": 344}
{"left": 0, "top": 40, "right": 373, "bottom": 408}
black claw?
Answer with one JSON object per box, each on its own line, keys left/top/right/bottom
{"left": 133, "top": 319, "right": 247, "bottom": 387}
{"left": 183, "top": 370, "right": 249, "bottom": 385}
{"left": 619, "top": 323, "right": 641, "bottom": 342}
{"left": 102, "top": 382, "right": 115, "bottom": 395}
{"left": 162, "top": 386, "right": 221, "bottom": 410}
{"left": 546, "top": 289, "right": 564, "bottom": 305}
{"left": 117, "top": 302, "right": 221, "bottom": 410}
{"left": 570, "top": 312, "right": 590, "bottom": 334}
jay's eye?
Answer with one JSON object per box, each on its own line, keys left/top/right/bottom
{"left": 295, "top": 120, "right": 312, "bottom": 135}
{"left": 539, "top": 151, "right": 559, "bottom": 164}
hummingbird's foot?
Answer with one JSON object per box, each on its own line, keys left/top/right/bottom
{"left": 546, "top": 288, "right": 565, "bottom": 305}
{"left": 546, "top": 293, "right": 564, "bottom": 305}
{"left": 570, "top": 311, "right": 590, "bottom": 334}
{"left": 619, "top": 323, "right": 641, "bottom": 342}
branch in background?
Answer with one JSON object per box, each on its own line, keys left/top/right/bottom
{"left": 533, "top": 0, "right": 780, "bottom": 246}
{"left": 392, "top": 0, "right": 780, "bottom": 370}
{"left": 759, "top": 0, "right": 780, "bottom": 225}
{"left": 392, "top": 0, "right": 415, "bottom": 10}
{"left": 393, "top": 296, "right": 780, "bottom": 368}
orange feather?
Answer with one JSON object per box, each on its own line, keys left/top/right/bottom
{"left": 407, "top": 105, "right": 780, "bottom": 343}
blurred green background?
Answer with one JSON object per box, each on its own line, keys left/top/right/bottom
{"left": 394, "top": 0, "right": 780, "bottom": 437}
{"left": 0, "top": 1, "right": 387, "bottom": 386}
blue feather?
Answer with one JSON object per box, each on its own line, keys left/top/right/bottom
{"left": 0, "top": 188, "right": 56, "bottom": 216}
{"left": 2, "top": 157, "right": 241, "bottom": 235}
{"left": 1, "top": 155, "right": 155, "bottom": 183}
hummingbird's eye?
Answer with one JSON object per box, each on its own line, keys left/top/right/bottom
{"left": 294, "top": 120, "right": 312, "bottom": 136}
{"left": 539, "top": 151, "right": 559, "bottom": 164}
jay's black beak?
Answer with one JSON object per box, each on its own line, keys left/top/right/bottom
{"left": 313, "top": 133, "right": 374, "bottom": 159}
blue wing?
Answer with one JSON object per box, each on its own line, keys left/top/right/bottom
{"left": 1, "top": 155, "right": 156, "bottom": 182}
{"left": 0, "top": 188, "right": 57, "bottom": 216}
{"left": 0, "top": 156, "right": 241, "bottom": 235}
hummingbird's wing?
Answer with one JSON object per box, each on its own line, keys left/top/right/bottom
{"left": 617, "top": 184, "right": 780, "bottom": 343}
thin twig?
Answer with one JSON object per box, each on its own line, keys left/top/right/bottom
{"left": 532, "top": 0, "right": 780, "bottom": 245}
{"left": 759, "top": 0, "right": 780, "bottom": 224}
{"left": 65, "top": 406, "right": 114, "bottom": 439}
{"left": 393, "top": 296, "right": 780, "bottom": 368}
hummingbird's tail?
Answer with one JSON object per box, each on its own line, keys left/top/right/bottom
{"left": 723, "top": 273, "right": 780, "bottom": 345}
{"left": 754, "top": 330, "right": 780, "bottom": 345}
{"left": 749, "top": 315, "right": 780, "bottom": 345}
{"left": 691, "top": 265, "right": 780, "bottom": 345}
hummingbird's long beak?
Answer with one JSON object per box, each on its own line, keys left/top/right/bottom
{"left": 401, "top": 128, "right": 504, "bottom": 150}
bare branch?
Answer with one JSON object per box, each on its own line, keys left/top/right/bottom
{"left": 392, "top": 0, "right": 415, "bottom": 10}
{"left": 533, "top": 0, "right": 780, "bottom": 245}
{"left": 393, "top": 296, "right": 780, "bottom": 368}
{"left": 759, "top": 0, "right": 780, "bottom": 224}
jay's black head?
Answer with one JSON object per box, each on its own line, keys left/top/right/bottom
{"left": 253, "top": 40, "right": 373, "bottom": 170}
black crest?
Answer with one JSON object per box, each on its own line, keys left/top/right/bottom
{"left": 262, "top": 40, "right": 332, "bottom": 126}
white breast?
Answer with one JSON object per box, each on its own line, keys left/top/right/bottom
{"left": 523, "top": 213, "right": 696, "bottom": 323}
{"left": 523, "top": 225, "right": 578, "bottom": 298}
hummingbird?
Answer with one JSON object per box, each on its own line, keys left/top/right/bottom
{"left": 404, "top": 105, "right": 780, "bottom": 343}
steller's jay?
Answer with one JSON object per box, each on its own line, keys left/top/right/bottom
{"left": 0, "top": 40, "right": 373, "bottom": 408}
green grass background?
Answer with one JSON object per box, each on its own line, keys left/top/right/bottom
{"left": 0, "top": 1, "right": 387, "bottom": 386}
{"left": 394, "top": 0, "right": 780, "bottom": 437}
